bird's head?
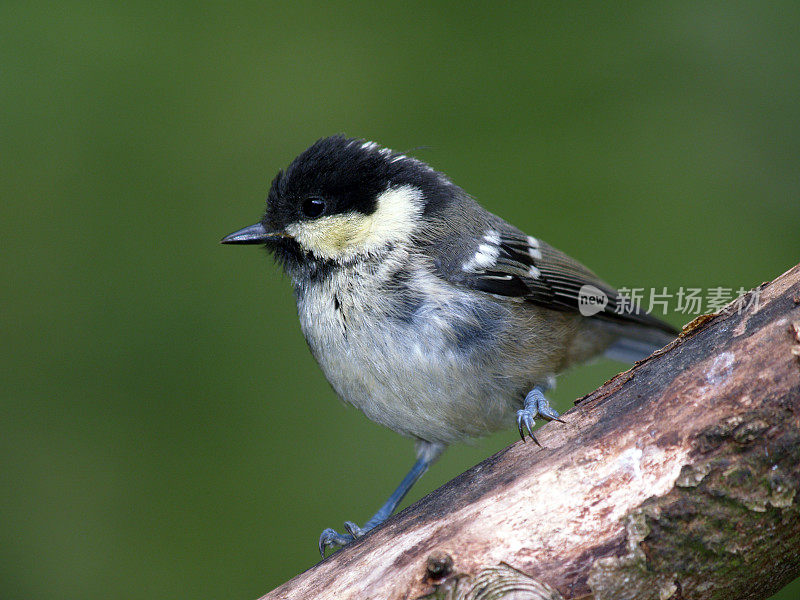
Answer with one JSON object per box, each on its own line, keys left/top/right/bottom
{"left": 221, "top": 135, "right": 455, "bottom": 272}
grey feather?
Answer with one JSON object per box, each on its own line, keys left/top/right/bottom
{"left": 421, "top": 197, "right": 677, "bottom": 337}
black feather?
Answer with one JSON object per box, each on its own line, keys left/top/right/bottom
{"left": 454, "top": 226, "right": 678, "bottom": 336}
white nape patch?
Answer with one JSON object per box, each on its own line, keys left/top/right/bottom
{"left": 356, "top": 139, "right": 441, "bottom": 177}
{"left": 528, "top": 265, "right": 541, "bottom": 279}
{"left": 285, "top": 185, "right": 424, "bottom": 261}
{"left": 462, "top": 230, "right": 501, "bottom": 272}
{"left": 356, "top": 140, "right": 413, "bottom": 167}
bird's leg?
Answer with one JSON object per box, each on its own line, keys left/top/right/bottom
{"left": 318, "top": 441, "right": 444, "bottom": 557}
{"left": 517, "top": 379, "right": 563, "bottom": 445}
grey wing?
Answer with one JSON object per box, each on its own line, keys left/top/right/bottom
{"left": 433, "top": 220, "right": 678, "bottom": 337}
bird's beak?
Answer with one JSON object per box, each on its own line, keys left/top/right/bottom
{"left": 220, "top": 223, "right": 285, "bottom": 245}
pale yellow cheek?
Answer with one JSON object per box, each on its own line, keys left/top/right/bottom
{"left": 284, "top": 185, "right": 424, "bottom": 261}
{"left": 319, "top": 219, "right": 369, "bottom": 252}
{"left": 286, "top": 214, "right": 373, "bottom": 260}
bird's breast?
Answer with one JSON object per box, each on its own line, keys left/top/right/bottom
{"left": 293, "top": 260, "right": 534, "bottom": 443}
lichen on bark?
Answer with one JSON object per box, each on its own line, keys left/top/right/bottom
{"left": 588, "top": 404, "right": 800, "bottom": 600}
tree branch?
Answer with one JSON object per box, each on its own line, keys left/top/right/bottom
{"left": 261, "top": 263, "right": 800, "bottom": 600}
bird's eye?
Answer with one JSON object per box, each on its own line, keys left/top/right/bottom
{"left": 301, "top": 197, "right": 326, "bottom": 218}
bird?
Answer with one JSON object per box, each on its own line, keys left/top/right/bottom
{"left": 221, "top": 135, "right": 678, "bottom": 556}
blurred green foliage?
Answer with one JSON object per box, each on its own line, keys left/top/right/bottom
{"left": 2, "top": 2, "right": 799, "bottom": 598}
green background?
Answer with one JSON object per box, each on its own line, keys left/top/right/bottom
{"left": 3, "top": 2, "right": 799, "bottom": 598}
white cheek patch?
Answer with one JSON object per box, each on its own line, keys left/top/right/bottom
{"left": 285, "top": 185, "right": 424, "bottom": 261}
{"left": 366, "top": 185, "right": 425, "bottom": 247}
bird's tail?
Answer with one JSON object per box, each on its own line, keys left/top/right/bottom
{"left": 603, "top": 322, "right": 678, "bottom": 363}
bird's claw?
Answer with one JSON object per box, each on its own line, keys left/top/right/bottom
{"left": 318, "top": 527, "right": 354, "bottom": 557}
{"left": 517, "top": 408, "right": 541, "bottom": 445}
{"left": 517, "top": 386, "right": 562, "bottom": 445}
{"left": 318, "top": 522, "right": 368, "bottom": 557}
{"left": 343, "top": 521, "right": 365, "bottom": 537}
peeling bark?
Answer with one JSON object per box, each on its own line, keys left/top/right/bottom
{"left": 260, "top": 263, "right": 800, "bottom": 600}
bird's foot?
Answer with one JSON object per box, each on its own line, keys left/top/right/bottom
{"left": 317, "top": 447, "right": 441, "bottom": 557}
{"left": 517, "top": 386, "right": 562, "bottom": 444}
{"left": 318, "top": 521, "right": 367, "bottom": 557}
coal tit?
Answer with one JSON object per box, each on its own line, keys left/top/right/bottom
{"left": 222, "top": 135, "right": 678, "bottom": 556}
